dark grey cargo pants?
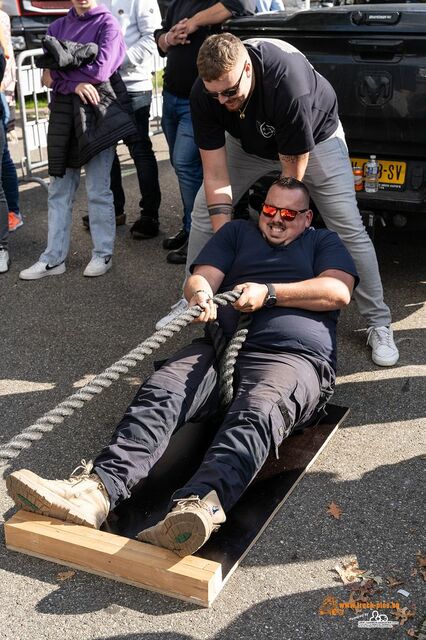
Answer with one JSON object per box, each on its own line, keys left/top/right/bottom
{"left": 94, "top": 341, "right": 334, "bottom": 512}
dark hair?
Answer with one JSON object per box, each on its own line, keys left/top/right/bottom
{"left": 271, "top": 176, "right": 310, "bottom": 199}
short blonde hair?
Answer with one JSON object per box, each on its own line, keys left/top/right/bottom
{"left": 197, "top": 33, "right": 246, "bottom": 82}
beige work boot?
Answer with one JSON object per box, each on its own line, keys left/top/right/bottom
{"left": 137, "top": 490, "right": 226, "bottom": 557}
{"left": 6, "top": 460, "right": 110, "bottom": 529}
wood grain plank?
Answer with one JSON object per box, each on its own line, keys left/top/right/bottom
{"left": 5, "top": 511, "right": 222, "bottom": 607}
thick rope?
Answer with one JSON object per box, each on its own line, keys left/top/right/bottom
{"left": 206, "top": 313, "right": 252, "bottom": 411}
{"left": 219, "top": 314, "right": 252, "bottom": 409}
{"left": 0, "top": 291, "right": 244, "bottom": 465}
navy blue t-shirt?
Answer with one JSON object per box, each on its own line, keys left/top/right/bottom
{"left": 191, "top": 220, "right": 359, "bottom": 370}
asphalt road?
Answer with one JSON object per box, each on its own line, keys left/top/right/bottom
{"left": 0, "top": 134, "right": 425, "bottom": 640}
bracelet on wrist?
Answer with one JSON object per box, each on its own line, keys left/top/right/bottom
{"left": 164, "top": 32, "right": 171, "bottom": 47}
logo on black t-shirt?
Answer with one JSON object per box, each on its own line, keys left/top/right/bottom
{"left": 257, "top": 121, "right": 276, "bottom": 139}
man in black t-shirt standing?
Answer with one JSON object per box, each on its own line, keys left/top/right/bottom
{"left": 173, "top": 33, "right": 398, "bottom": 368}
{"left": 154, "top": 1, "right": 254, "bottom": 264}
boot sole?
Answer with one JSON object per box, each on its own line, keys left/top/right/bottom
{"left": 131, "top": 231, "right": 159, "bottom": 240}
{"left": 6, "top": 470, "right": 97, "bottom": 528}
{"left": 138, "top": 510, "right": 212, "bottom": 557}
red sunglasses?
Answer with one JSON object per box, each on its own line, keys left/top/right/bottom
{"left": 262, "top": 203, "right": 309, "bottom": 221}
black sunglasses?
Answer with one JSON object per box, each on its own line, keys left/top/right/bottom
{"left": 203, "top": 60, "right": 247, "bottom": 99}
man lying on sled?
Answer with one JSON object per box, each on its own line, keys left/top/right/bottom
{"left": 6, "top": 177, "right": 357, "bottom": 557}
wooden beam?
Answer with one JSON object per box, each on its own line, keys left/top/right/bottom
{"left": 4, "top": 510, "right": 222, "bottom": 607}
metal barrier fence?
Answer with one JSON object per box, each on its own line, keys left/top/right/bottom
{"left": 15, "top": 48, "right": 167, "bottom": 189}
{"left": 16, "top": 48, "right": 50, "bottom": 190}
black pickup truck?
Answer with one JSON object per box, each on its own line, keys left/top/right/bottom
{"left": 226, "top": 3, "right": 426, "bottom": 229}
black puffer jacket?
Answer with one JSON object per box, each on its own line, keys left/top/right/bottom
{"left": 42, "top": 37, "right": 138, "bottom": 176}
{"left": 36, "top": 36, "right": 99, "bottom": 71}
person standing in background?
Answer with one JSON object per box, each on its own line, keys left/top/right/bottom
{"left": 19, "top": 0, "right": 134, "bottom": 280}
{"left": 85, "top": 0, "right": 163, "bottom": 240}
{"left": 0, "top": 6, "right": 23, "bottom": 233}
{"left": 0, "top": 50, "right": 11, "bottom": 274}
{"left": 154, "top": 0, "right": 254, "bottom": 265}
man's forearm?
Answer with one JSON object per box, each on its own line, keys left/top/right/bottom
{"left": 189, "top": 3, "right": 232, "bottom": 29}
{"left": 279, "top": 152, "right": 310, "bottom": 180}
{"left": 207, "top": 203, "right": 233, "bottom": 232}
{"left": 273, "top": 275, "right": 353, "bottom": 311}
{"left": 184, "top": 275, "right": 214, "bottom": 301}
{"left": 200, "top": 147, "right": 233, "bottom": 231}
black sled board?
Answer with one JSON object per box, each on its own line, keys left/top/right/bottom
{"left": 109, "top": 404, "right": 349, "bottom": 584}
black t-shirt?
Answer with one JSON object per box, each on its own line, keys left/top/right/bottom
{"left": 155, "top": 0, "right": 254, "bottom": 98}
{"left": 190, "top": 38, "right": 339, "bottom": 158}
{"left": 191, "top": 220, "right": 359, "bottom": 370}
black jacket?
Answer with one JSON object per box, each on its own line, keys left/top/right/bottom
{"left": 36, "top": 36, "right": 99, "bottom": 71}
{"left": 41, "top": 37, "right": 138, "bottom": 176}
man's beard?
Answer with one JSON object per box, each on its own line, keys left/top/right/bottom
{"left": 224, "top": 95, "right": 246, "bottom": 112}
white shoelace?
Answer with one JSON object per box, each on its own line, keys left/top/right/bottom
{"left": 367, "top": 326, "right": 393, "bottom": 347}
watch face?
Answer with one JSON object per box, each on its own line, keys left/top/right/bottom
{"left": 264, "top": 295, "right": 277, "bottom": 308}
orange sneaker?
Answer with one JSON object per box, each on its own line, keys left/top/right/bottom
{"left": 8, "top": 212, "right": 23, "bottom": 232}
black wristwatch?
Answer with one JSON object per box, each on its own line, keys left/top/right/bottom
{"left": 263, "top": 283, "right": 277, "bottom": 308}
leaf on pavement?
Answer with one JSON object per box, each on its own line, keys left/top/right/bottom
{"left": 327, "top": 501, "right": 343, "bottom": 519}
{"left": 386, "top": 576, "right": 405, "bottom": 588}
{"left": 406, "top": 629, "right": 419, "bottom": 638}
{"left": 360, "top": 572, "right": 383, "bottom": 586}
{"left": 392, "top": 607, "right": 416, "bottom": 626}
{"left": 56, "top": 570, "right": 76, "bottom": 581}
{"left": 333, "top": 560, "right": 366, "bottom": 584}
{"left": 416, "top": 551, "right": 426, "bottom": 581}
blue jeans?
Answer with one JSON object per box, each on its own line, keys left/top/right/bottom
{"left": 161, "top": 91, "right": 203, "bottom": 233}
{"left": 2, "top": 142, "right": 20, "bottom": 215}
{"left": 41, "top": 146, "right": 115, "bottom": 265}
{"left": 110, "top": 90, "right": 161, "bottom": 217}
{"left": 0, "top": 126, "right": 9, "bottom": 249}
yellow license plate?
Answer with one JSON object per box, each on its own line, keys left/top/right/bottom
{"left": 351, "top": 158, "right": 406, "bottom": 188}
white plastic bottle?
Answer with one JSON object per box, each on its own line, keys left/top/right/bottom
{"left": 365, "top": 155, "right": 379, "bottom": 193}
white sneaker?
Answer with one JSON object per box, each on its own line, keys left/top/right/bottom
{"left": 155, "top": 298, "right": 188, "bottom": 330}
{"left": 0, "top": 248, "right": 10, "bottom": 273}
{"left": 19, "top": 260, "right": 65, "bottom": 280}
{"left": 83, "top": 256, "right": 112, "bottom": 277}
{"left": 367, "top": 326, "right": 399, "bottom": 366}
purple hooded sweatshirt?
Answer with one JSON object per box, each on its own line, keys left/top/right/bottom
{"left": 48, "top": 4, "right": 126, "bottom": 95}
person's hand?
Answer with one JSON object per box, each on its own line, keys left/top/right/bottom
{"left": 189, "top": 290, "right": 217, "bottom": 324}
{"left": 75, "top": 82, "right": 100, "bottom": 105}
{"left": 168, "top": 19, "right": 191, "bottom": 45}
{"left": 179, "top": 16, "right": 199, "bottom": 36}
{"left": 232, "top": 283, "right": 269, "bottom": 313}
{"left": 42, "top": 69, "right": 53, "bottom": 88}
